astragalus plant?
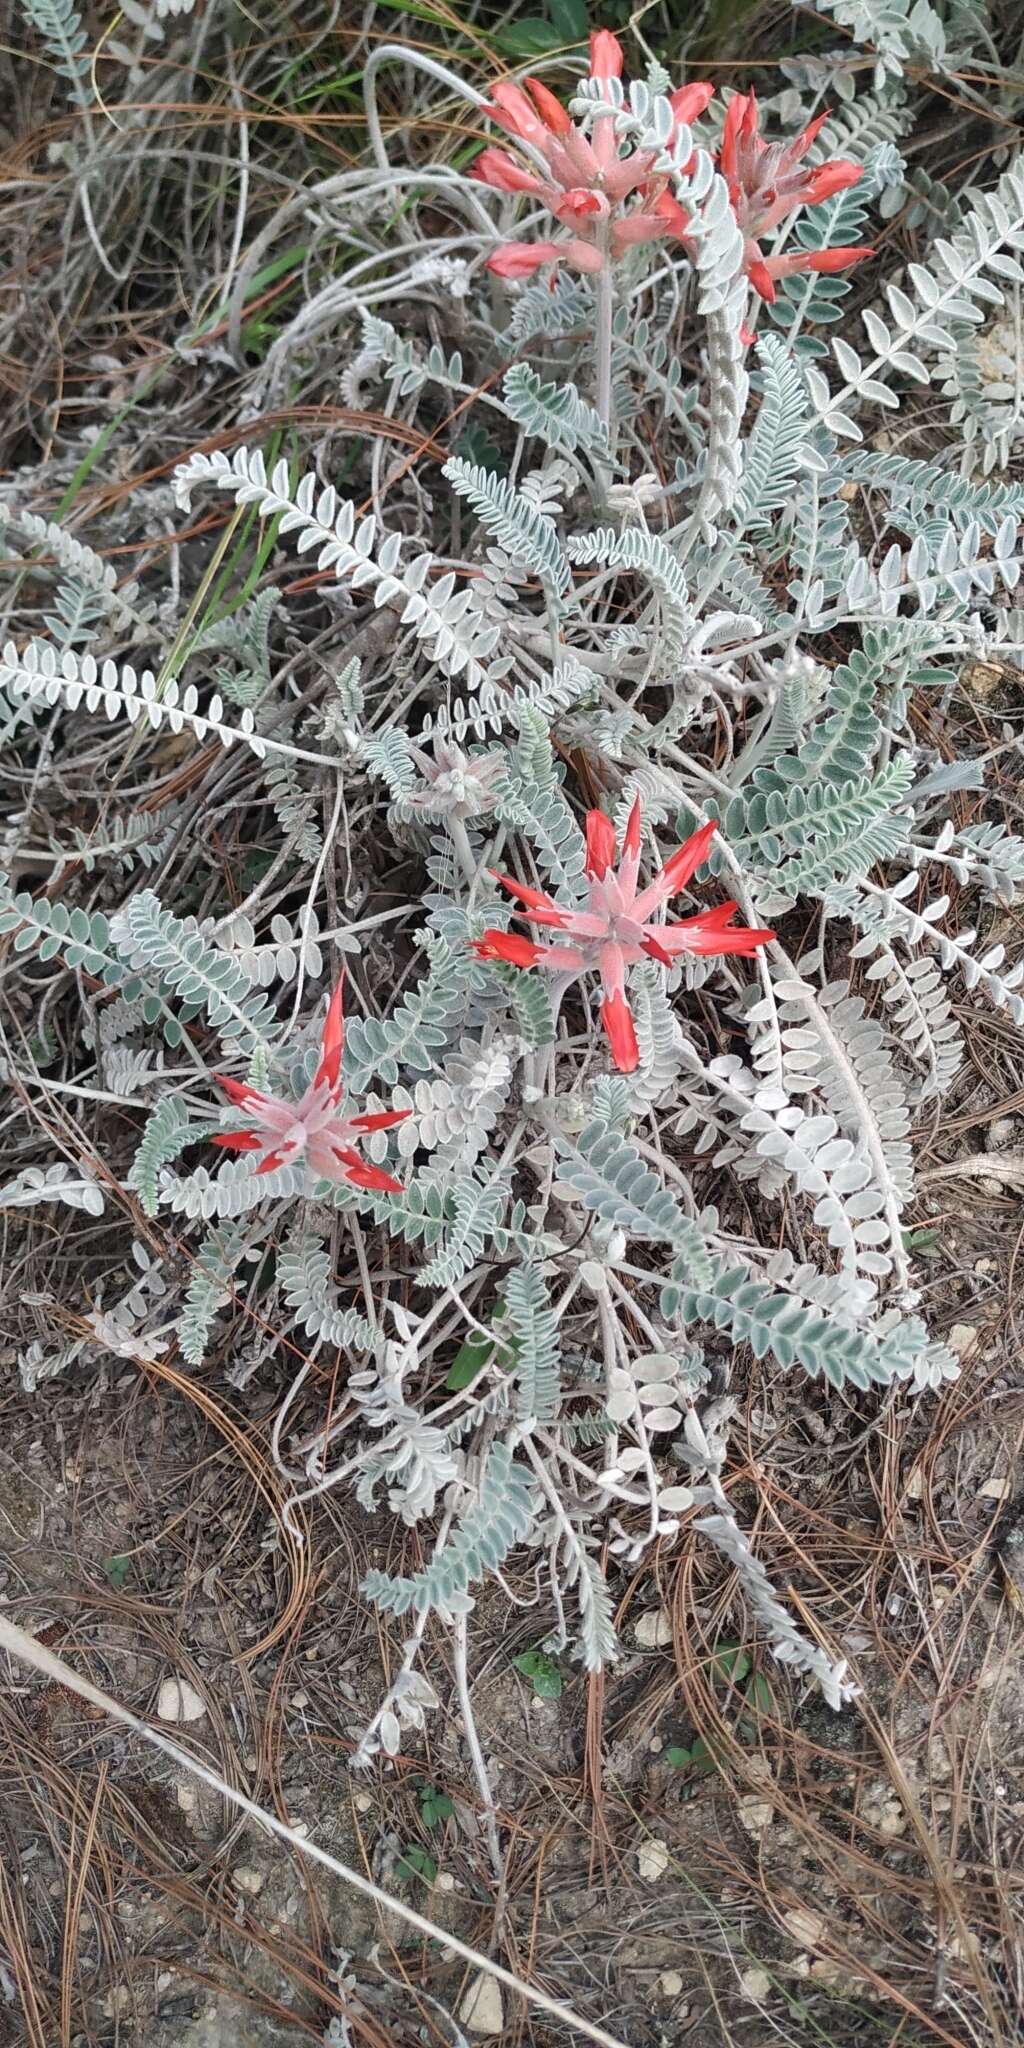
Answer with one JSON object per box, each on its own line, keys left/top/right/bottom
{"left": 5, "top": 7, "right": 1024, "bottom": 1771}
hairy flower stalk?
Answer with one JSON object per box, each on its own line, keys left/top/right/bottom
{"left": 472, "top": 804, "right": 773, "bottom": 1072}
{"left": 211, "top": 976, "right": 409, "bottom": 1189}
{"left": 405, "top": 735, "right": 505, "bottom": 882}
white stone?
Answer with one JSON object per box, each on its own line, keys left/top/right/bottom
{"left": 353, "top": 1790, "right": 373, "bottom": 1813}
{"left": 157, "top": 1676, "right": 206, "bottom": 1722}
{"left": 176, "top": 1784, "right": 196, "bottom": 1813}
{"left": 634, "top": 1607, "right": 673, "bottom": 1648}
{"left": 979, "top": 1474, "right": 1010, "bottom": 1501}
{"left": 783, "top": 1906, "right": 827, "bottom": 1950}
{"left": 740, "top": 1967, "right": 772, "bottom": 2002}
{"left": 738, "top": 1796, "right": 774, "bottom": 1834}
{"left": 233, "top": 1865, "right": 264, "bottom": 1895}
{"left": 102, "top": 1988, "right": 131, "bottom": 2018}
{"left": 948, "top": 1324, "right": 980, "bottom": 1358}
{"left": 458, "top": 1971, "right": 505, "bottom": 2036}
{"left": 636, "top": 1837, "right": 670, "bottom": 1881}
{"left": 658, "top": 1970, "right": 684, "bottom": 1997}
{"left": 874, "top": 1798, "right": 907, "bottom": 1839}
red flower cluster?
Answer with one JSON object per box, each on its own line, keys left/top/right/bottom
{"left": 212, "top": 976, "right": 408, "bottom": 1191}
{"left": 472, "top": 28, "right": 872, "bottom": 306}
{"left": 720, "top": 87, "right": 870, "bottom": 307}
{"left": 472, "top": 803, "right": 773, "bottom": 1074}
{"left": 473, "top": 30, "right": 709, "bottom": 279}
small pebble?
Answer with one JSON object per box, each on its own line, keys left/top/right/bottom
{"left": 156, "top": 1677, "right": 205, "bottom": 1723}
{"left": 636, "top": 1837, "right": 670, "bottom": 1881}
{"left": 740, "top": 1967, "right": 772, "bottom": 2002}
{"left": 979, "top": 1474, "right": 1010, "bottom": 1501}
{"left": 634, "top": 1607, "right": 673, "bottom": 1648}
{"left": 738, "top": 1796, "right": 774, "bottom": 1835}
{"left": 948, "top": 1324, "right": 980, "bottom": 1359}
{"left": 233, "top": 1866, "right": 264, "bottom": 1895}
{"left": 458, "top": 1971, "right": 504, "bottom": 2036}
{"left": 783, "top": 1907, "right": 827, "bottom": 1951}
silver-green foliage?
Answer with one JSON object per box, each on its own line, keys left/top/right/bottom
{"left": 361, "top": 1440, "right": 534, "bottom": 1618}
{"left": 443, "top": 457, "right": 571, "bottom": 599}
{"left": 14, "top": 57, "right": 1024, "bottom": 1741}
{"left": 111, "top": 892, "right": 277, "bottom": 1046}
{"left": 18, "top": 0, "right": 93, "bottom": 105}
{"left": 505, "top": 1263, "right": 562, "bottom": 1427}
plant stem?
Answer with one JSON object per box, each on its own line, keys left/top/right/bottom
{"left": 594, "top": 250, "right": 615, "bottom": 499}
{"left": 452, "top": 1611, "right": 507, "bottom": 1930}
{"left": 449, "top": 814, "right": 479, "bottom": 886}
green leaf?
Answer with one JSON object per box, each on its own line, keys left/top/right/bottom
{"left": 444, "top": 1301, "right": 514, "bottom": 1390}
{"left": 396, "top": 1844, "right": 436, "bottom": 1883}
{"left": 667, "top": 1734, "right": 715, "bottom": 1775}
{"left": 744, "top": 1672, "right": 777, "bottom": 1719}
{"left": 453, "top": 423, "right": 506, "bottom": 478}
{"left": 418, "top": 1783, "right": 455, "bottom": 1828}
{"left": 548, "top": 0, "right": 587, "bottom": 38}
{"left": 104, "top": 1555, "right": 131, "bottom": 1589}
{"left": 496, "top": 18, "right": 562, "bottom": 54}
{"left": 711, "top": 1642, "right": 751, "bottom": 1687}
{"left": 513, "top": 1648, "right": 563, "bottom": 1699}
{"left": 445, "top": 1329, "right": 495, "bottom": 1391}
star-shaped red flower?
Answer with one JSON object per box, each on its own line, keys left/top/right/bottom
{"left": 211, "top": 976, "right": 409, "bottom": 1191}
{"left": 471, "top": 803, "right": 774, "bottom": 1073}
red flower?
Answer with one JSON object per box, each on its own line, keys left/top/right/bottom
{"left": 486, "top": 239, "right": 569, "bottom": 278}
{"left": 471, "top": 31, "right": 712, "bottom": 279}
{"left": 211, "top": 975, "right": 409, "bottom": 1191}
{"left": 589, "top": 28, "right": 623, "bottom": 80}
{"left": 471, "top": 804, "right": 774, "bottom": 1074}
{"left": 670, "top": 80, "right": 715, "bottom": 126}
{"left": 718, "top": 87, "right": 871, "bottom": 308}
